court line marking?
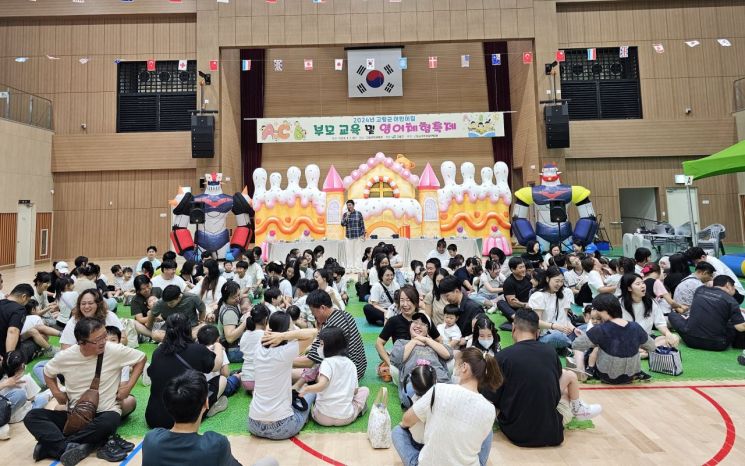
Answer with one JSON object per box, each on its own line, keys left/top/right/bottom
{"left": 291, "top": 436, "right": 347, "bottom": 466}
{"left": 290, "top": 383, "right": 745, "bottom": 466}
{"left": 119, "top": 441, "right": 144, "bottom": 466}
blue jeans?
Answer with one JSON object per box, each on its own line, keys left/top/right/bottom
{"left": 248, "top": 393, "right": 316, "bottom": 440}
{"left": 392, "top": 425, "right": 493, "bottom": 466}
{"left": 539, "top": 330, "right": 575, "bottom": 349}
{"left": 469, "top": 292, "right": 498, "bottom": 306}
{"left": 33, "top": 360, "right": 48, "bottom": 388}
{"left": 226, "top": 346, "right": 244, "bottom": 363}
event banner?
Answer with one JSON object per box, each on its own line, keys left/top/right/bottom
{"left": 256, "top": 112, "right": 505, "bottom": 143}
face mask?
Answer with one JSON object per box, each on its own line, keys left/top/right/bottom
{"left": 317, "top": 346, "right": 324, "bottom": 359}
{"left": 478, "top": 338, "right": 494, "bottom": 349}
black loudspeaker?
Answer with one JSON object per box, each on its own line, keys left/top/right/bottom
{"left": 191, "top": 115, "right": 215, "bottom": 158}
{"left": 189, "top": 201, "right": 206, "bottom": 224}
{"left": 549, "top": 200, "right": 568, "bottom": 223}
{"left": 544, "top": 104, "right": 570, "bottom": 149}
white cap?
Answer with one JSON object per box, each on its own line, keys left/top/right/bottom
{"left": 55, "top": 261, "right": 70, "bottom": 274}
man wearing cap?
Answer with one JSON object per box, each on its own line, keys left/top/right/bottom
{"left": 147, "top": 285, "right": 206, "bottom": 341}
{"left": 437, "top": 275, "right": 485, "bottom": 337}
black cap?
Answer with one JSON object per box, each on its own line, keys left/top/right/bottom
{"left": 162, "top": 285, "right": 182, "bottom": 301}
{"left": 410, "top": 312, "right": 431, "bottom": 327}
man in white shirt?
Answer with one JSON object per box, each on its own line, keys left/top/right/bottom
{"left": 427, "top": 239, "right": 451, "bottom": 269}
{"left": 136, "top": 245, "right": 161, "bottom": 274}
{"left": 25, "top": 318, "right": 146, "bottom": 464}
{"left": 151, "top": 260, "right": 187, "bottom": 291}
{"left": 687, "top": 246, "right": 745, "bottom": 300}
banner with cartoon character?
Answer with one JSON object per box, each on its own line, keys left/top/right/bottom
{"left": 256, "top": 112, "right": 505, "bottom": 143}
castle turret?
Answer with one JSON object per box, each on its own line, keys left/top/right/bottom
{"left": 417, "top": 163, "right": 441, "bottom": 238}
{"left": 323, "top": 165, "right": 345, "bottom": 240}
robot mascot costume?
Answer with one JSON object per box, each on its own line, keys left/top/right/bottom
{"left": 511, "top": 163, "right": 598, "bottom": 251}
{"left": 170, "top": 172, "right": 252, "bottom": 262}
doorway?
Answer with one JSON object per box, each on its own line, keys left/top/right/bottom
{"left": 666, "top": 187, "right": 699, "bottom": 233}
{"left": 619, "top": 188, "right": 658, "bottom": 235}
{"left": 15, "top": 202, "right": 36, "bottom": 268}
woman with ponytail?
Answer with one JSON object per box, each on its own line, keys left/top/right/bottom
{"left": 145, "top": 313, "right": 223, "bottom": 428}
{"left": 393, "top": 346, "right": 502, "bottom": 466}
{"left": 238, "top": 304, "right": 270, "bottom": 393}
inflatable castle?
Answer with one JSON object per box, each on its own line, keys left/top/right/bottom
{"left": 250, "top": 152, "right": 513, "bottom": 255}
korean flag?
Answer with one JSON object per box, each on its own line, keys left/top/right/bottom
{"left": 347, "top": 48, "right": 403, "bottom": 98}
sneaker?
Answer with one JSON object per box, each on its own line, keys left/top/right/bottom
{"left": 571, "top": 400, "right": 602, "bottom": 421}
{"left": 486, "top": 305, "right": 498, "bottom": 314}
{"left": 738, "top": 350, "right": 745, "bottom": 366}
{"left": 0, "top": 424, "right": 9, "bottom": 440}
{"left": 41, "top": 346, "right": 60, "bottom": 359}
{"left": 498, "top": 322, "right": 513, "bottom": 332}
{"left": 206, "top": 395, "right": 228, "bottom": 418}
{"left": 110, "top": 433, "right": 134, "bottom": 452}
{"left": 96, "top": 438, "right": 127, "bottom": 463}
{"left": 141, "top": 362, "right": 151, "bottom": 386}
{"left": 636, "top": 371, "right": 652, "bottom": 381}
{"left": 565, "top": 356, "right": 577, "bottom": 369}
{"left": 60, "top": 442, "right": 95, "bottom": 466}
{"left": 566, "top": 367, "right": 588, "bottom": 382}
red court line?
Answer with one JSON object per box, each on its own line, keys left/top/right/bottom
{"left": 690, "top": 387, "right": 737, "bottom": 466}
{"left": 291, "top": 436, "right": 346, "bottom": 466}
{"left": 582, "top": 383, "right": 745, "bottom": 390}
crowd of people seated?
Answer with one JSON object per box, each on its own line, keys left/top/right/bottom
{"left": 0, "top": 239, "right": 744, "bottom": 465}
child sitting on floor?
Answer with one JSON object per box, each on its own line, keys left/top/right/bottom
{"left": 239, "top": 304, "right": 270, "bottom": 393}
{"left": 20, "top": 299, "right": 60, "bottom": 359}
{"left": 196, "top": 325, "right": 233, "bottom": 414}
{"left": 105, "top": 326, "right": 137, "bottom": 417}
{"left": 298, "top": 327, "right": 369, "bottom": 427}
{"left": 436, "top": 305, "right": 463, "bottom": 349}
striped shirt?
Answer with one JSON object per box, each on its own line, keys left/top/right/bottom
{"left": 307, "top": 309, "right": 367, "bottom": 380}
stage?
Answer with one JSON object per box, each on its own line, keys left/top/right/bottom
{"left": 267, "top": 237, "right": 481, "bottom": 269}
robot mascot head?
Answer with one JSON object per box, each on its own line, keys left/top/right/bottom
{"left": 540, "top": 163, "right": 562, "bottom": 186}
{"left": 204, "top": 172, "right": 224, "bottom": 195}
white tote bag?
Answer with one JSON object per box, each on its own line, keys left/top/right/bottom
{"left": 367, "top": 387, "right": 392, "bottom": 449}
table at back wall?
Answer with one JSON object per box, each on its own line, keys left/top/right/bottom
{"left": 266, "top": 237, "right": 481, "bottom": 270}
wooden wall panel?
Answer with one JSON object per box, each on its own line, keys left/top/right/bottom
{"left": 0, "top": 213, "right": 17, "bottom": 267}
{"left": 563, "top": 156, "right": 742, "bottom": 247}
{"left": 0, "top": 0, "right": 196, "bottom": 17}
{"left": 0, "top": 15, "right": 196, "bottom": 136}
{"left": 35, "top": 212, "right": 52, "bottom": 262}
{"left": 52, "top": 133, "right": 195, "bottom": 172}
{"left": 556, "top": 1, "right": 745, "bottom": 157}
{"left": 52, "top": 169, "right": 195, "bottom": 260}
{"left": 260, "top": 43, "right": 495, "bottom": 179}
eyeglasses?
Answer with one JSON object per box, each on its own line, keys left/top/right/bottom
{"left": 82, "top": 335, "right": 107, "bottom": 345}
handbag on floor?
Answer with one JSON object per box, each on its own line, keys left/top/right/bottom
{"left": 367, "top": 387, "right": 392, "bottom": 449}
{"left": 649, "top": 346, "right": 683, "bottom": 376}
{"left": 63, "top": 353, "right": 103, "bottom": 435}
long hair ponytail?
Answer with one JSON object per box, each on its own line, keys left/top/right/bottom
{"left": 459, "top": 347, "right": 503, "bottom": 392}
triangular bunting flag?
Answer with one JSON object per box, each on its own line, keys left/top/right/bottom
{"left": 717, "top": 38, "right": 732, "bottom": 47}
{"left": 685, "top": 40, "right": 700, "bottom": 48}
{"left": 653, "top": 43, "right": 665, "bottom": 53}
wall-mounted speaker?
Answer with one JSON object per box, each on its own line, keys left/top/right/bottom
{"left": 544, "top": 104, "right": 570, "bottom": 149}
{"left": 191, "top": 115, "right": 214, "bottom": 158}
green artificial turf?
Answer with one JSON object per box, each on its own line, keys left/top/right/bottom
{"left": 26, "top": 287, "right": 745, "bottom": 438}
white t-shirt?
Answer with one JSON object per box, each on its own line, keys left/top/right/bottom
{"left": 477, "top": 271, "right": 503, "bottom": 296}
{"left": 368, "top": 267, "right": 380, "bottom": 286}
{"left": 369, "top": 281, "right": 400, "bottom": 308}
{"left": 563, "top": 269, "right": 586, "bottom": 289}
{"left": 44, "top": 342, "right": 144, "bottom": 414}
{"left": 192, "top": 276, "right": 227, "bottom": 307}
{"left": 436, "top": 323, "right": 462, "bottom": 346}
{"left": 60, "top": 312, "right": 123, "bottom": 346}
{"left": 706, "top": 256, "right": 745, "bottom": 295}
{"left": 325, "top": 285, "right": 346, "bottom": 311}
{"left": 427, "top": 250, "right": 451, "bottom": 269}
{"left": 587, "top": 270, "right": 605, "bottom": 298}
{"left": 136, "top": 257, "right": 161, "bottom": 273}
{"left": 413, "top": 383, "right": 495, "bottom": 466}
{"left": 315, "top": 356, "right": 359, "bottom": 420}
{"left": 120, "top": 277, "right": 135, "bottom": 292}
{"left": 245, "top": 263, "right": 265, "bottom": 288}
{"left": 333, "top": 277, "right": 349, "bottom": 297}
{"left": 234, "top": 273, "right": 250, "bottom": 291}
{"left": 620, "top": 299, "right": 666, "bottom": 335}
{"left": 249, "top": 340, "right": 299, "bottom": 422}
{"left": 21, "top": 315, "right": 42, "bottom": 334}
{"left": 528, "top": 290, "right": 573, "bottom": 334}
{"left": 151, "top": 275, "right": 187, "bottom": 292}
{"left": 279, "top": 279, "right": 293, "bottom": 299}
{"left": 56, "top": 291, "right": 79, "bottom": 324}
{"left": 239, "top": 329, "right": 264, "bottom": 382}
{"left": 206, "top": 346, "right": 228, "bottom": 381}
